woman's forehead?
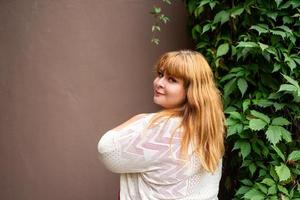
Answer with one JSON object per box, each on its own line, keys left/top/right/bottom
{"left": 158, "top": 68, "right": 175, "bottom": 76}
{"left": 162, "top": 71, "right": 185, "bottom": 82}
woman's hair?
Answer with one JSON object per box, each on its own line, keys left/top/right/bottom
{"left": 147, "top": 50, "right": 226, "bottom": 173}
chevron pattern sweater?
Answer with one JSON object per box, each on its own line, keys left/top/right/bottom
{"left": 97, "top": 113, "right": 222, "bottom": 200}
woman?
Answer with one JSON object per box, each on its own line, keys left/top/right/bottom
{"left": 97, "top": 50, "right": 226, "bottom": 200}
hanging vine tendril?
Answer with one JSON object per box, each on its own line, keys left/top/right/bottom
{"left": 150, "top": 0, "right": 172, "bottom": 45}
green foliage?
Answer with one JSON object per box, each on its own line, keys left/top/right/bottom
{"left": 185, "top": 0, "right": 300, "bottom": 199}
{"left": 150, "top": 1, "right": 172, "bottom": 45}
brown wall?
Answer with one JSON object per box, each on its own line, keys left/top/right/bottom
{"left": 0, "top": 0, "right": 192, "bottom": 200}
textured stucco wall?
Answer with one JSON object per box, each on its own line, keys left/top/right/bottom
{"left": 0, "top": 0, "right": 192, "bottom": 199}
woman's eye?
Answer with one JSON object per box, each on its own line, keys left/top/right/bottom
{"left": 157, "top": 71, "right": 163, "bottom": 77}
{"left": 169, "top": 77, "right": 176, "bottom": 83}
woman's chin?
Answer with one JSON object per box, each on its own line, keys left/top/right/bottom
{"left": 153, "top": 100, "right": 164, "bottom": 108}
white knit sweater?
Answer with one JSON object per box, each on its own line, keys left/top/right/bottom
{"left": 97, "top": 113, "right": 222, "bottom": 200}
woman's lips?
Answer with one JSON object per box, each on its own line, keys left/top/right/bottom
{"left": 154, "top": 90, "right": 164, "bottom": 95}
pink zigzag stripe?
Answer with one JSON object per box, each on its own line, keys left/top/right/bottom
{"left": 123, "top": 136, "right": 144, "bottom": 155}
{"left": 159, "top": 161, "right": 188, "bottom": 180}
{"left": 170, "top": 181, "right": 187, "bottom": 196}
{"left": 157, "top": 186, "right": 173, "bottom": 197}
{"left": 121, "top": 151, "right": 145, "bottom": 161}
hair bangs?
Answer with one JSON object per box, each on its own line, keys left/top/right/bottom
{"left": 155, "top": 53, "right": 190, "bottom": 84}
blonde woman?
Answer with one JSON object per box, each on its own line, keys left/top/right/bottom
{"left": 97, "top": 50, "right": 226, "bottom": 200}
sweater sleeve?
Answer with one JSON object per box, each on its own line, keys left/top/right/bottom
{"left": 97, "top": 113, "right": 157, "bottom": 173}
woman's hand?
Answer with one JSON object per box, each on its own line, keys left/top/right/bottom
{"left": 112, "top": 113, "right": 148, "bottom": 131}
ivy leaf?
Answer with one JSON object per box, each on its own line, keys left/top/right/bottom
{"left": 278, "top": 84, "right": 297, "bottom": 92}
{"left": 152, "top": 25, "right": 161, "bottom": 32}
{"left": 279, "top": 1, "right": 292, "bottom": 9}
{"left": 290, "top": 0, "right": 300, "bottom": 9}
{"left": 292, "top": 55, "right": 300, "bottom": 65}
{"left": 266, "top": 12, "right": 278, "bottom": 21}
{"left": 256, "top": 183, "right": 268, "bottom": 194}
{"left": 261, "top": 178, "right": 275, "bottom": 187}
{"left": 230, "top": 67, "right": 244, "bottom": 73}
{"left": 250, "top": 24, "right": 269, "bottom": 35}
{"left": 275, "top": 163, "right": 291, "bottom": 181}
{"left": 237, "top": 78, "right": 248, "bottom": 97}
{"left": 220, "top": 73, "right": 236, "bottom": 83}
{"left": 233, "top": 140, "right": 251, "bottom": 159}
{"left": 273, "top": 103, "right": 285, "bottom": 111}
{"left": 268, "top": 185, "right": 277, "bottom": 195}
{"left": 151, "top": 6, "right": 161, "bottom": 14}
{"left": 162, "top": 0, "right": 171, "bottom": 4}
{"left": 259, "top": 171, "right": 267, "bottom": 178}
{"left": 275, "top": 0, "right": 283, "bottom": 7}
{"left": 224, "top": 78, "right": 237, "bottom": 97}
{"left": 151, "top": 38, "right": 160, "bottom": 45}
{"left": 225, "top": 117, "right": 237, "bottom": 126}
{"left": 199, "top": 0, "right": 211, "bottom": 7}
{"left": 213, "top": 10, "right": 230, "bottom": 25}
{"left": 265, "top": 47, "right": 277, "bottom": 56}
{"left": 194, "top": 5, "right": 204, "bottom": 17}
{"left": 250, "top": 110, "right": 271, "bottom": 124}
{"left": 209, "top": 1, "right": 218, "bottom": 9}
{"left": 287, "top": 150, "right": 300, "bottom": 161}
{"left": 202, "top": 23, "right": 211, "bottom": 34}
{"left": 236, "top": 41, "right": 259, "bottom": 48}
{"left": 240, "top": 179, "right": 253, "bottom": 186}
{"left": 268, "top": 92, "right": 282, "bottom": 99}
{"left": 285, "top": 56, "right": 297, "bottom": 71}
{"left": 251, "top": 142, "right": 261, "bottom": 156}
{"left": 230, "top": 7, "right": 244, "bottom": 18}
{"left": 192, "top": 25, "right": 201, "bottom": 38}
{"left": 228, "top": 111, "right": 242, "bottom": 120}
{"left": 249, "top": 163, "right": 257, "bottom": 176}
{"left": 226, "top": 124, "right": 240, "bottom": 138}
{"left": 243, "top": 99, "right": 251, "bottom": 112}
{"left": 244, "top": 188, "right": 265, "bottom": 200}
{"left": 277, "top": 185, "right": 289, "bottom": 196}
{"left": 249, "top": 119, "right": 267, "bottom": 131}
{"left": 270, "top": 166, "right": 279, "bottom": 181}
{"left": 279, "top": 127, "right": 292, "bottom": 143}
{"left": 258, "top": 42, "right": 269, "bottom": 51}
{"left": 217, "top": 43, "right": 229, "bottom": 57}
{"left": 271, "top": 117, "right": 290, "bottom": 126}
{"left": 187, "top": 1, "right": 197, "bottom": 14}
{"left": 272, "top": 63, "right": 281, "bottom": 73}
{"left": 278, "top": 25, "right": 293, "bottom": 34}
{"left": 270, "top": 29, "right": 286, "bottom": 39}
{"left": 252, "top": 99, "right": 273, "bottom": 108}
{"left": 236, "top": 186, "right": 251, "bottom": 195}
{"left": 196, "top": 42, "right": 208, "bottom": 49}
{"left": 282, "top": 74, "right": 300, "bottom": 89}
{"left": 266, "top": 125, "right": 282, "bottom": 145}
{"left": 283, "top": 16, "right": 293, "bottom": 24}
{"left": 271, "top": 145, "right": 285, "bottom": 161}
{"left": 159, "top": 14, "right": 169, "bottom": 24}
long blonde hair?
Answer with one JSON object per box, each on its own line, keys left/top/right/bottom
{"left": 148, "top": 50, "right": 226, "bottom": 173}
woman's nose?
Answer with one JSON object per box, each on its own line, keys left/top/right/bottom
{"left": 157, "top": 77, "right": 165, "bottom": 88}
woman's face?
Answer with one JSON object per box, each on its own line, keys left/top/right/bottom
{"left": 153, "top": 70, "right": 186, "bottom": 109}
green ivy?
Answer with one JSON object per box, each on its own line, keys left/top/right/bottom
{"left": 150, "top": 0, "right": 172, "bottom": 45}
{"left": 185, "top": 0, "right": 300, "bottom": 199}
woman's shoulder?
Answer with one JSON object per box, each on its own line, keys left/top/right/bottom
{"left": 126, "top": 113, "right": 156, "bottom": 128}
{"left": 132, "top": 113, "right": 155, "bottom": 121}
{"left": 142, "top": 112, "right": 182, "bottom": 129}
{"left": 133, "top": 112, "right": 183, "bottom": 126}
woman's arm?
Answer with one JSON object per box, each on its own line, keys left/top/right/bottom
{"left": 111, "top": 113, "right": 147, "bottom": 131}
{"left": 98, "top": 113, "right": 152, "bottom": 173}
{"left": 97, "top": 115, "right": 181, "bottom": 174}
